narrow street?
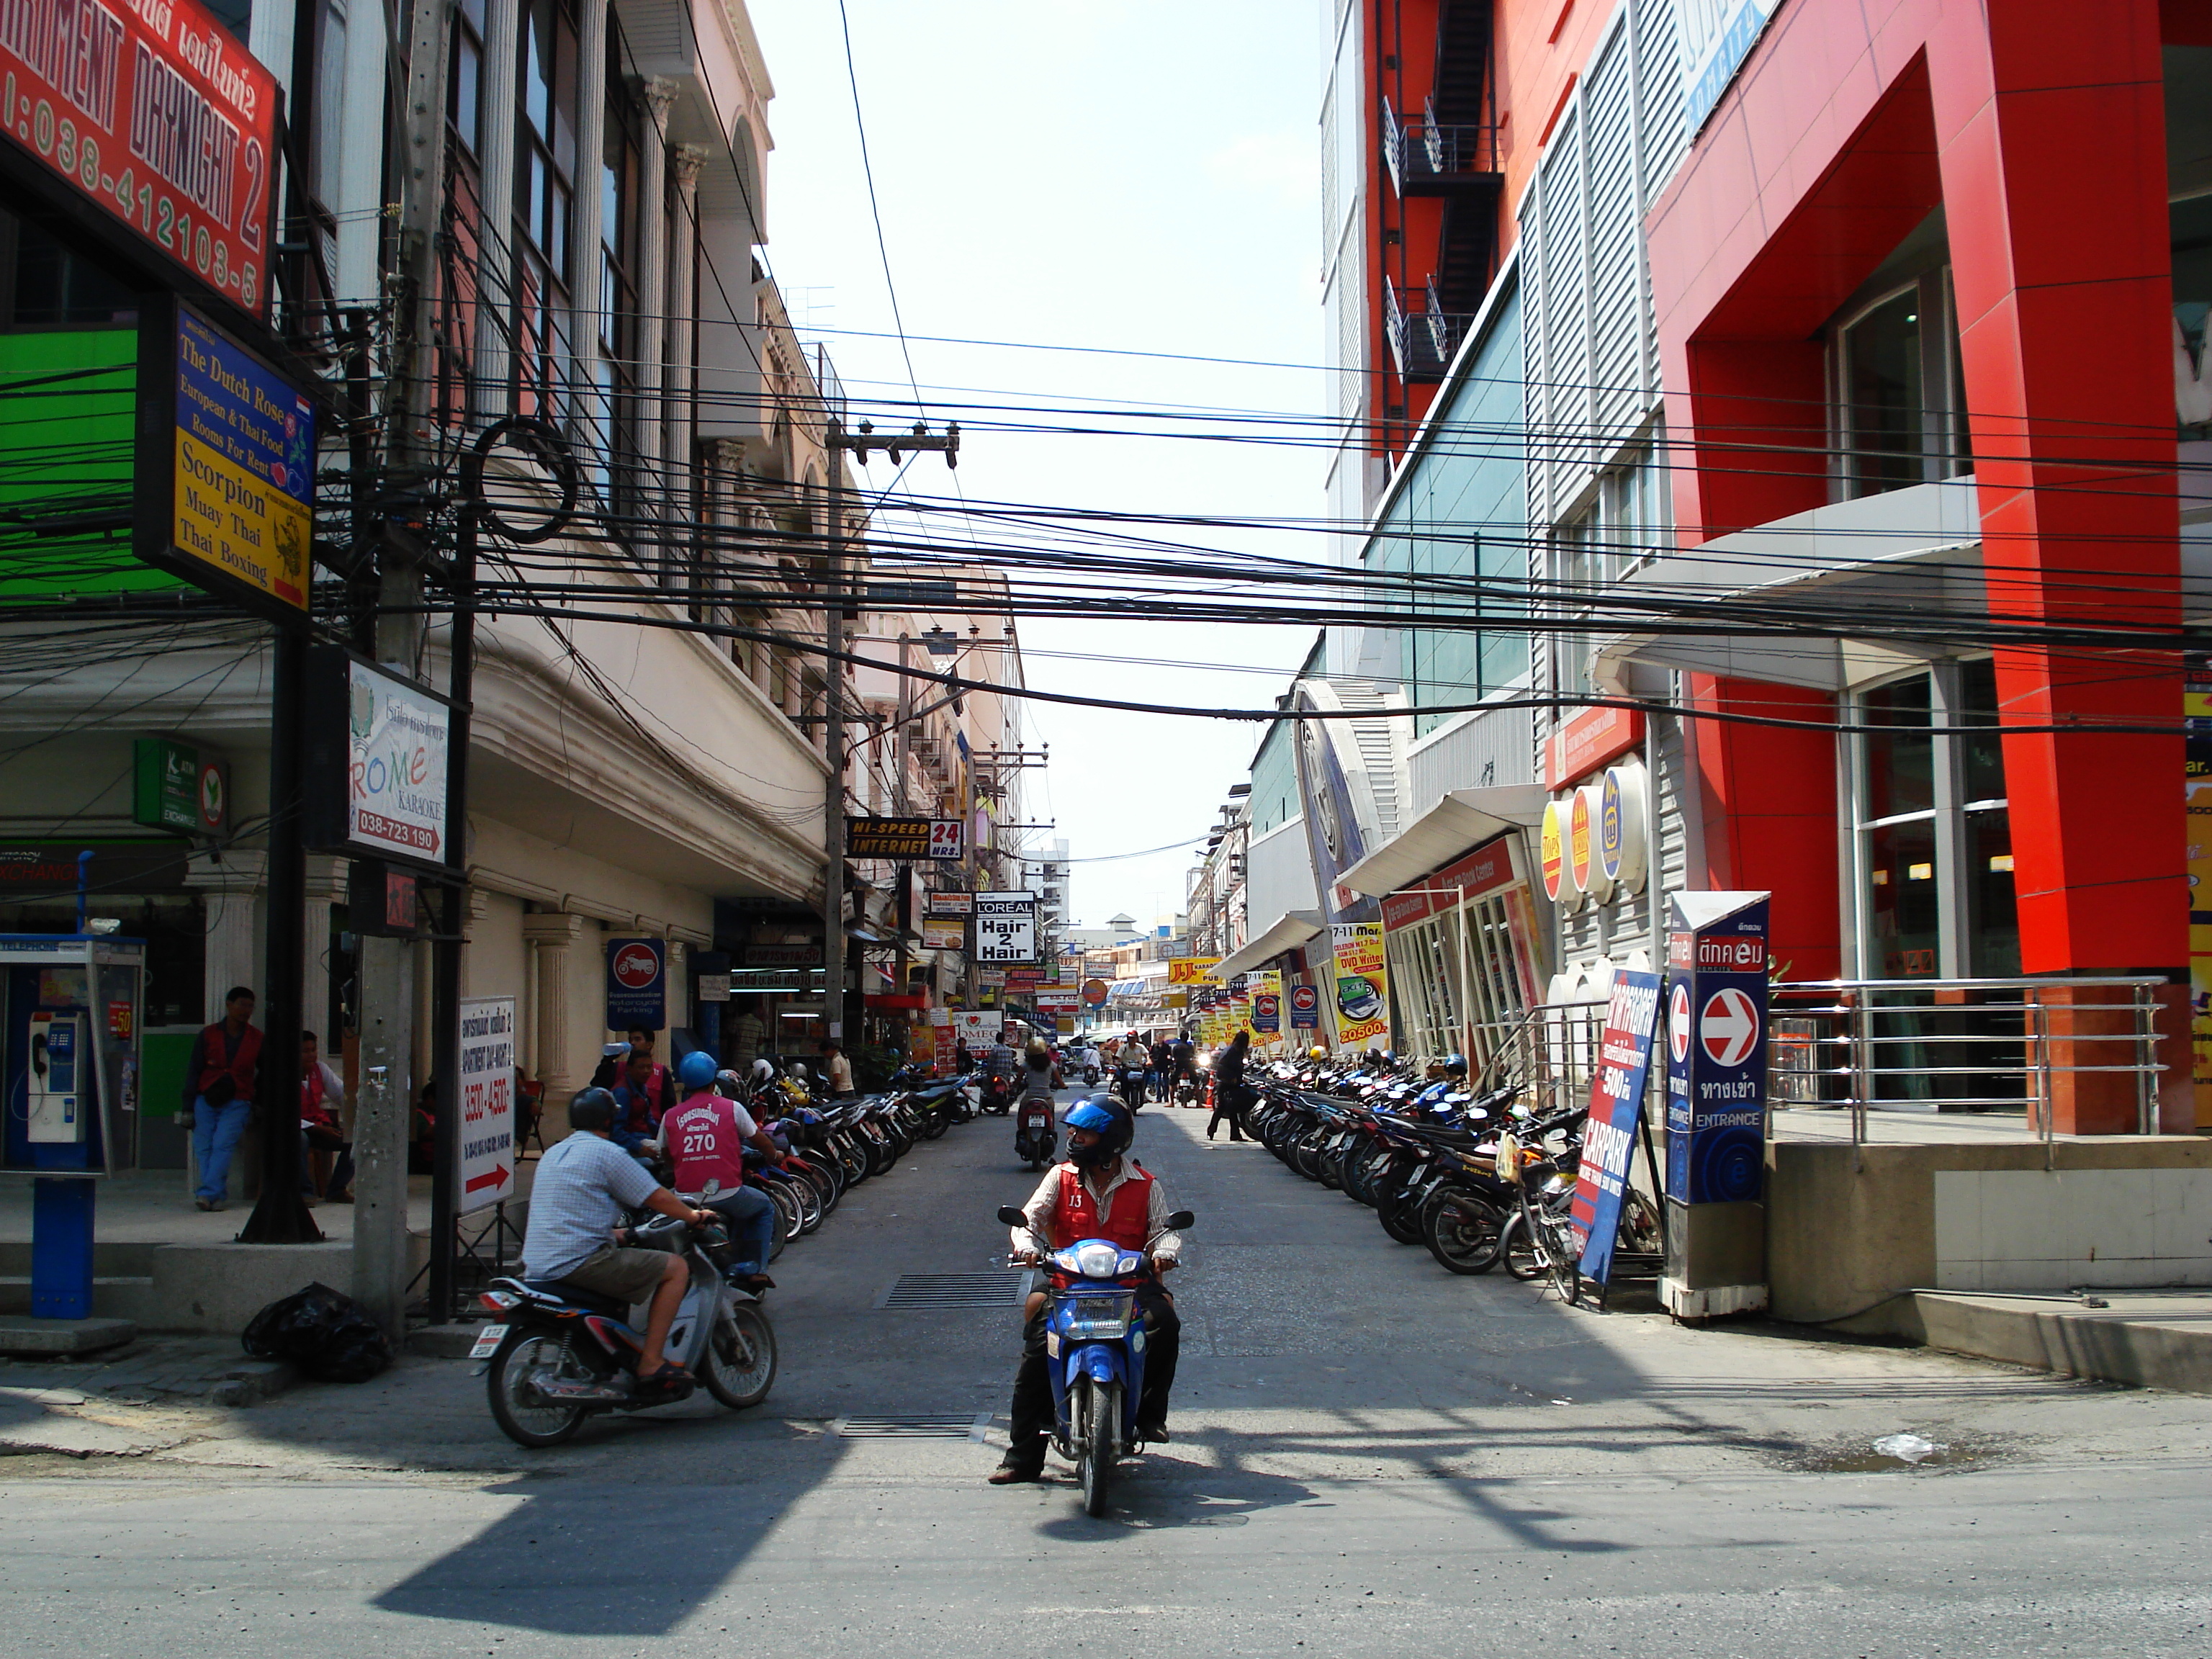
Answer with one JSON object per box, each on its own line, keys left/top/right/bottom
{"left": 2, "top": 1097, "right": 2210, "bottom": 1657}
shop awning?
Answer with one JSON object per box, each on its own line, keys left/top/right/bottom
{"left": 1212, "top": 910, "right": 1324, "bottom": 979}
{"left": 1338, "top": 787, "right": 1547, "bottom": 898}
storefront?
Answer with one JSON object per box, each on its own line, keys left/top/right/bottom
{"left": 1380, "top": 834, "right": 1545, "bottom": 1070}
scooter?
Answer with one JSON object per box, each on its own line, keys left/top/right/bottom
{"left": 981, "top": 1072, "right": 1015, "bottom": 1116}
{"left": 1116, "top": 1066, "right": 1148, "bottom": 1112}
{"left": 998, "top": 1202, "right": 1197, "bottom": 1516}
{"left": 472, "top": 1192, "right": 778, "bottom": 1448}
{"left": 1014, "top": 1091, "right": 1058, "bottom": 1169}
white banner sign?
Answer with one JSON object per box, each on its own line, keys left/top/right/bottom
{"left": 457, "top": 996, "right": 517, "bottom": 1215}
{"left": 347, "top": 659, "right": 451, "bottom": 862}
{"left": 974, "top": 891, "right": 1038, "bottom": 964}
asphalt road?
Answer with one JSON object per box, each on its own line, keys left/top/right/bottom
{"left": 4, "top": 1093, "right": 2211, "bottom": 1657}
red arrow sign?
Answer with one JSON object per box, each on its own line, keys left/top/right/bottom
{"left": 1699, "top": 986, "right": 1760, "bottom": 1067}
{"left": 464, "top": 1164, "right": 512, "bottom": 1195}
{"left": 1669, "top": 982, "right": 1691, "bottom": 1064}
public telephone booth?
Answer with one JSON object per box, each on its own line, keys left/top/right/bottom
{"left": 0, "top": 935, "right": 146, "bottom": 1321}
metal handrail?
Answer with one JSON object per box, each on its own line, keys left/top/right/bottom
{"left": 1768, "top": 975, "right": 2167, "bottom": 1144}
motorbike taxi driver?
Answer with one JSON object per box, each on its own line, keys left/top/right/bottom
{"left": 989, "top": 1097, "right": 1183, "bottom": 1484}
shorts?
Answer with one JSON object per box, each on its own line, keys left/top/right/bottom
{"left": 553, "top": 1245, "right": 672, "bottom": 1305}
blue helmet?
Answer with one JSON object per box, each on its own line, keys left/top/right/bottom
{"left": 677, "top": 1050, "right": 720, "bottom": 1089}
{"left": 1063, "top": 1097, "right": 1133, "bottom": 1166}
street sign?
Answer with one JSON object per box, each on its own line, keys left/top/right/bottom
{"left": 132, "top": 737, "right": 199, "bottom": 832}
{"left": 974, "top": 891, "right": 1037, "bottom": 964}
{"left": 925, "top": 890, "right": 973, "bottom": 917}
{"left": 1082, "top": 977, "right": 1110, "bottom": 1006}
{"left": 1568, "top": 969, "right": 1661, "bottom": 1285}
{"left": 847, "top": 817, "right": 932, "bottom": 858}
{"left": 1168, "top": 957, "right": 1220, "bottom": 985}
{"left": 1290, "top": 984, "right": 1319, "bottom": 1028}
{"left": 0, "top": 0, "right": 280, "bottom": 316}
{"left": 1253, "top": 993, "right": 1280, "bottom": 1033}
{"left": 1699, "top": 986, "right": 1760, "bottom": 1066}
{"left": 1665, "top": 892, "right": 1771, "bottom": 1206}
{"left": 605, "top": 938, "right": 665, "bottom": 1030}
{"left": 302, "top": 648, "right": 455, "bottom": 871}
{"left": 929, "top": 818, "right": 964, "bottom": 859}
{"left": 457, "top": 996, "right": 516, "bottom": 1216}
{"left": 138, "top": 302, "right": 315, "bottom": 621}
{"left": 922, "top": 917, "right": 965, "bottom": 950}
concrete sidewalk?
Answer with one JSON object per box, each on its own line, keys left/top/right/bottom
{"left": 0, "top": 1168, "right": 536, "bottom": 1331}
{"left": 1897, "top": 1288, "right": 2212, "bottom": 1395}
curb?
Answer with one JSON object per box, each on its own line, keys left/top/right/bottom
{"left": 405, "top": 1324, "right": 485, "bottom": 1359}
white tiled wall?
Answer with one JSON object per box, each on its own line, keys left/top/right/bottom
{"left": 1933, "top": 1169, "right": 2212, "bottom": 1292}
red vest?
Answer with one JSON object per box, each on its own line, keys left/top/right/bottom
{"left": 1052, "top": 1163, "right": 1153, "bottom": 1252}
{"left": 198, "top": 1022, "right": 261, "bottom": 1105}
{"left": 665, "top": 1096, "right": 750, "bottom": 1192}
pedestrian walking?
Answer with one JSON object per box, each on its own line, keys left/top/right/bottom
{"left": 183, "top": 986, "right": 260, "bottom": 1210}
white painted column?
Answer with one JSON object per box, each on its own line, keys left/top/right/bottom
{"left": 523, "top": 912, "right": 588, "bottom": 1133}
{"left": 634, "top": 78, "right": 678, "bottom": 565}
{"left": 568, "top": 0, "right": 609, "bottom": 433}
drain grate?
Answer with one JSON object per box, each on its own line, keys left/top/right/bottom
{"left": 874, "top": 1271, "right": 1032, "bottom": 1310}
{"left": 834, "top": 1413, "right": 993, "bottom": 1439}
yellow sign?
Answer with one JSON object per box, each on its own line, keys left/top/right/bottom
{"left": 1164, "top": 989, "right": 1190, "bottom": 1009}
{"left": 1169, "top": 957, "right": 1222, "bottom": 985}
{"left": 166, "top": 307, "right": 314, "bottom": 615}
{"left": 1329, "top": 921, "right": 1390, "bottom": 1047}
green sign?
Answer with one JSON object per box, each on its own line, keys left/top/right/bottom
{"left": 132, "top": 739, "right": 198, "bottom": 833}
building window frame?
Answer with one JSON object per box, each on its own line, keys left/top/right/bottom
{"left": 1828, "top": 267, "right": 1969, "bottom": 500}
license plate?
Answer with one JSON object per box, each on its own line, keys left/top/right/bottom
{"left": 469, "top": 1323, "right": 509, "bottom": 1359}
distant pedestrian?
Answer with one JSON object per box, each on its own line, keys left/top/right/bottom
{"left": 299, "top": 1031, "right": 353, "bottom": 1204}
{"left": 955, "top": 1038, "right": 974, "bottom": 1075}
{"left": 821, "top": 1038, "right": 856, "bottom": 1098}
{"left": 184, "top": 986, "right": 260, "bottom": 1210}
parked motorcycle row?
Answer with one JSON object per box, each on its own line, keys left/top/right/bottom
{"left": 477, "top": 1058, "right": 992, "bottom": 1447}
{"left": 1245, "top": 1053, "right": 1663, "bottom": 1306}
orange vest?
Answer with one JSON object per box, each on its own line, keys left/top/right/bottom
{"left": 1052, "top": 1163, "right": 1153, "bottom": 1252}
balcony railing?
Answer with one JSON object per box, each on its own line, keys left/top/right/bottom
{"left": 1384, "top": 276, "right": 1473, "bottom": 382}
{"left": 1382, "top": 96, "right": 1502, "bottom": 197}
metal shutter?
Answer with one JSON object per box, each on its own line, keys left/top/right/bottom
{"left": 1632, "top": 0, "right": 1688, "bottom": 204}
{"left": 1585, "top": 23, "right": 1641, "bottom": 451}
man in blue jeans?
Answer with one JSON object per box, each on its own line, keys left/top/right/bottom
{"left": 181, "top": 986, "right": 261, "bottom": 1212}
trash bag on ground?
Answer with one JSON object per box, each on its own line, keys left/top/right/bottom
{"left": 241, "top": 1281, "right": 393, "bottom": 1383}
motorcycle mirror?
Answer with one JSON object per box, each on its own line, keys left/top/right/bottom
{"left": 1164, "top": 1210, "right": 1195, "bottom": 1230}
{"left": 996, "top": 1205, "right": 1028, "bottom": 1226}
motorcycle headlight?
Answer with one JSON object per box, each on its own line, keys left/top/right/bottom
{"left": 1071, "top": 1241, "right": 1123, "bottom": 1280}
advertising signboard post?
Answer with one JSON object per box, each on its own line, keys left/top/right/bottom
{"left": 1289, "top": 983, "right": 1320, "bottom": 1030}
{"left": 1566, "top": 969, "right": 1661, "bottom": 1288}
{"left": 301, "top": 649, "right": 454, "bottom": 867}
{"left": 457, "top": 996, "right": 516, "bottom": 1214}
{"left": 1662, "top": 891, "right": 1773, "bottom": 1318}
{"left": 0, "top": 0, "right": 280, "bottom": 316}
{"left": 1252, "top": 993, "right": 1280, "bottom": 1034}
{"left": 1328, "top": 922, "right": 1390, "bottom": 1048}
{"left": 974, "top": 892, "right": 1038, "bottom": 964}
{"left": 605, "top": 938, "right": 666, "bottom": 1031}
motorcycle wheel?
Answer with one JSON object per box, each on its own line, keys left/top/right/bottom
{"left": 920, "top": 1107, "right": 950, "bottom": 1141}
{"left": 1077, "top": 1376, "right": 1118, "bottom": 1519}
{"left": 1376, "top": 1191, "right": 1428, "bottom": 1246}
{"left": 703, "top": 1304, "right": 778, "bottom": 1409}
{"left": 788, "top": 1173, "right": 825, "bottom": 1237}
{"left": 793, "top": 1155, "right": 840, "bottom": 1216}
{"left": 487, "top": 1328, "right": 590, "bottom": 1449}
{"left": 1421, "top": 1192, "right": 1506, "bottom": 1276}
{"left": 764, "top": 1186, "right": 794, "bottom": 1261}
{"left": 836, "top": 1137, "right": 869, "bottom": 1186}
{"left": 1536, "top": 1200, "right": 1582, "bottom": 1305}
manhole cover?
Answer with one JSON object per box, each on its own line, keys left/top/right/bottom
{"left": 876, "top": 1272, "right": 1031, "bottom": 1310}
{"left": 834, "top": 1413, "right": 992, "bottom": 1439}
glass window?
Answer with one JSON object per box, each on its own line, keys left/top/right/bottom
{"left": 1843, "top": 288, "right": 1923, "bottom": 495}
{"left": 1862, "top": 673, "right": 1934, "bottom": 820}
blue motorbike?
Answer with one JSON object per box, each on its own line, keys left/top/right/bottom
{"left": 997, "top": 1201, "right": 1196, "bottom": 1516}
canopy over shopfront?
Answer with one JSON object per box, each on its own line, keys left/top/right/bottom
{"left": 1211, "top": 910, "right": 1324, "bottom": 981}
{"left": 1338, "top": 788, "right": 1547, "bottom": 899}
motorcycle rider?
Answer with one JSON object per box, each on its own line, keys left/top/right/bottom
{"left": 611, "top": 1044, "right": 674, "bottom": 1156}
{"left": 989, "top": 1098, "right": 1183, "bottom": 1484}
{"left": 1208, "top": 1028, "right": 1253, "bottom": 1142}
{"left": 657, "top": 1051, "right": 786, "bottom": 1291}
{"left": 981, "top": 1027, "right": 1020, "bottom": 1111}
{"left": 1172, "top": 1033, "right": 1197, "bottom": 1100}
{"left": 518, "top": 1087, "right": 718, "bottom": 1393}
{"left": 1021, "top": 1037, "right": 1057, "bottom": 1099}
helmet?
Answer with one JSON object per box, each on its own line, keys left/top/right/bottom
{"left": 677, "top": 1050, "right": 719, "bottom": 1089}
{"left": 750, "top": 1058, "right": 775, "bottom": 1084}
{"left": 569, "top": 1086, "right": 617, "bottom": 1132}
{"left": 715, "top": 1069, "right": 746, "bottom": 1097}
{"left": 1309, "top": 1046, "right": 1328, "bottom": 1061}
{"left": 1063, "top": 1097, "right": 1133, "bottom": 1167}
{"left": 1443, "top": 1053, "right": 1468, "bottom": 1077}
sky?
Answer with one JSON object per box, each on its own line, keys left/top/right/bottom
{"left": 747, "top": 1, "right": 1327, "bottom": 933}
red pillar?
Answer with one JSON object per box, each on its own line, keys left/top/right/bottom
{"left": 1928, "top": 1, "right": 2183, "bottom": 974}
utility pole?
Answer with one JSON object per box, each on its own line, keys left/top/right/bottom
{"left": 823, "top": 420, "right": 958, "bottom": 1040}
{"left": 350, "top": 0, "right": 453, "bottom": 1340}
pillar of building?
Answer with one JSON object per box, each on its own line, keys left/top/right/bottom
{"left": 668, "top": 145, "right": 709, "bottom": 573}
{"left": 470, "top": 0, "right": 521, "bottom": 419}
{"left": 523, "top": 912, "right": 589, "bottom": 1136}
{"left": 634, "top": 78, "right": 679, "bottom": 564}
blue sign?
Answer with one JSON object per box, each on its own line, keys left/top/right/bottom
{"left": 1289, "top": 984, "right": 1320, "bottom": 1029}
{"left": 1569, "top": 969, "right": 1662, "bottom": 1285}
{"left": 1665, "top": 892, "right": 1771, "bottom": 1205}
{"left": 606, "top": 938, "right": 666, "bottom": 1030}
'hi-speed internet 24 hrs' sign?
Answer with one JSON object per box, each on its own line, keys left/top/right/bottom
{"left": 0, "top": 0, "right": 279, "bottom": 315}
